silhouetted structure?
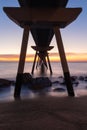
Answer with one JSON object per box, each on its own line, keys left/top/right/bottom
{"left": 3, "top": 0, "right": 82, "bottom": 98}
{"left": 31, "top": 46, "right": 54, "bottom": 74}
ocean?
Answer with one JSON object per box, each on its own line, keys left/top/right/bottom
{"left": 0, "top": 62, "right": 87, "bottom": 79}
{"left": 0, "top": 62, "right": 87, "bottom": 101}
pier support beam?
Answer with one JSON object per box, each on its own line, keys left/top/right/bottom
{"left": 14, "top": 25, "right": 29, "bottom": 98}
{"left": 54, "top": 27, "right": 75, "bottom": 96}
{"left": 31, "top": 52, "right": 37, "bottom": 74}
{"left": 31, "top": 50, "right": 53, "bottom": 75}
{"left": 47, "top": 53, "right": 53, "bottom": 75}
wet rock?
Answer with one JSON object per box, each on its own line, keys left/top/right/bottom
{"left": 79, "top": 76, "right": 84, "bottom": 81}
{"left": 29, "top": 77, "right": 52, "bottom": 90}
{"left": 58, "top": 76, "right": 64, "bottom": 79}
{"left": 71, "top": 76, "right": 77, "bottom": 82}
{"left": 11, "top": 81, "right": 15, "bottom": 86}
{"left": 59, "top": 81, "right": 66, "bottom": 86}
{"left": 70, "top": 76, "right": 79, "bottom": 87}
{"left": 21, "top": 73, "right": 52, "bottom": 90}
{"left": 58, "top": 77, "right": 65, "bottom": 86}
{"left": 0, "top": 79, "right": 12, "bottom": 88}
{"left": 22, "top": 73, "right": 33, "bottom": 84}
{"left": 84, "top": 76, "right": 87, "bottom": 82}
{"left": 53, "top": 88, "right": 65, "bottom": 92}
{"left": 73, "top": 81, "right": 79, "bottom": 87}
{"left": 52, "top": 81, "right": 59, "bottom": 84}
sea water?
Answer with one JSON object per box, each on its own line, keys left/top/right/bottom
{"left": 0, "top": 62, "right": 87, "bottom": 101}
{"left": 0, "top": 62, "right": 87, "bottom": 79}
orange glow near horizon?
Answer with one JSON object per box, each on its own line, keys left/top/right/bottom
{"left": 0, "top": 53, "right": 87, "bottom": 62}
{"left": 66, "top": 53, "right": 87, "bottom": 62}
{"left": 49, "top": 53, "right": 87, "bottom": 62}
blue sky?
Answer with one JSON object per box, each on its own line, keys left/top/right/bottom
{"left": 0, "top": 0, "right": 87, "bottom": 54}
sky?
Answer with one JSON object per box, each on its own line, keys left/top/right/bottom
{"left": 0, "top": 0, "right": 87, "bottom": 62}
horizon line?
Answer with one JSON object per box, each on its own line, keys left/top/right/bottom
{"left": 0, "top": 52, "right": 87, "bottom": 62}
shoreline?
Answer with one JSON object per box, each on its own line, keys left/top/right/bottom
{"left": 0, "top": 74, "right": 87, "bottom": 102}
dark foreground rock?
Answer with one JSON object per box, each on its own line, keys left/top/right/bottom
{"left": 22, "top": 73, "right": 33, "bottom": 84}
{"left": 30, "top": 77, "right": 52, "bottom": 90}
{"left": 22, "top": 73, "right": 52, "bottom": 90}
{"left": 71, "top": 76, "right": 78, "bottom": 82}
{"left": 79, "top": 76, "right": 85, "bottom": 81}
{"left": 84, "top": 76, "right": 87, "bottom": 82}
{"left": 73, "top": 81, "right": 79, "bottom": 87}
{"left": 53, "top": 88, "right": 65, "bottom": 92}
{"left": 0, "top": 79, "right": 13, "bottom": 88}
{"left": 59, "top": 81, "right": 66, "bottom": 86}
{"left": 52, "top": 81, "right": 59, "bottom": 84}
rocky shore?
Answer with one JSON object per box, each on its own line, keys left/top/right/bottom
{"left": 0, "top": 73, "right": 87, "bottom": 92}
{"left": 0, "top": 78, "right": 14, "bottom": 88}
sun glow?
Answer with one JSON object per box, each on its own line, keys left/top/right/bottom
{"left": 0, "top": 53, "right": 87, "bottom": 62}
{"left": 66, "top": 53, "right": 87, "bottom": 62}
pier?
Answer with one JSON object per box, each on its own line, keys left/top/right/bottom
{"left": 3, "top": 0, "right": 82, "bottom": 98}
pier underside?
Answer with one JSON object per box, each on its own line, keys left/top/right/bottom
{"left": 3, "top": 1, "right": 82, "bottom": 98}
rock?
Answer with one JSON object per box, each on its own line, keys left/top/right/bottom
{"left": 79, "top": 76, "right": 84, "bottom": 81}
{"left": 0, "top": 79, "right": 12, "bottom": 88}
{"left": 58, "top": 76, "right": 63, "bottom": 79}
{"left": 70, "top": 76, "right": 79, "bottom": 87}
{"left": 20, "top": 73, "right": 52, "bottom": 90}
{"left": 53, "top": 88, "right": 65, "bottom": 92}
{"left": 59, "top": 81, "right": 66, "bottom": 86}
{"left": 73, "top": 81, "right": 79, "bottom": 87}
{"left": 52, "top": 81, "right": 59, "bottom": 84}
{"left": 22, "top": 73, "right": 33, "bottom": 84}
{"left": 71, "top": 76, "right": 77, "bottom": 82}
{"left": 84, "top": 76, "right": 87, "bottom": 82}
{"left": 29, "top": 77, "right": 52, "bottom": 90}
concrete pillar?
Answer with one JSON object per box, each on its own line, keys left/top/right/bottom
{"left": 14, "top": 25, "right": 29, "bottom": 98}
{"left": 31, "top": 52, "right": 37, "bottom": 74}
{"left": 47, "top": 53, "right": 53, "bottom": 74}
{"left": 54, "top": 27, "right": 74, "bottom": 96}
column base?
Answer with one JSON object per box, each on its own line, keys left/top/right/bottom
{"left": 64, "top": 72, "right": 75, "bottom": 96}
{"left": 14, "top": 73, "right": 23, "bottom": 98}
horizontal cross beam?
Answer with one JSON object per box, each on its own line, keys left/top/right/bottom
{"left": 3, "top": 7, "right": 82, "bottom": 28}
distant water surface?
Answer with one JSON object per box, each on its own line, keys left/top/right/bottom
{"left": 0, "top": 62, "right": 87, "bottom": 79}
